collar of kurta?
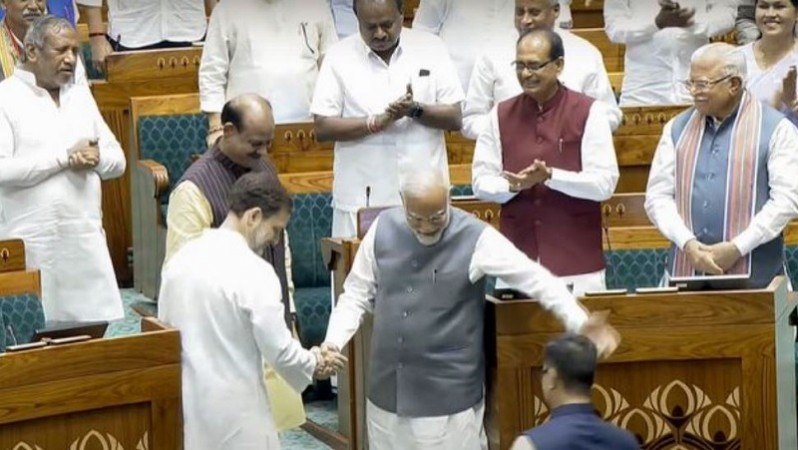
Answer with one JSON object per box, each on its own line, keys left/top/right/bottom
{"left": 550, "top": 402, "right": 596, "bottom": 418}
{"left": 359, "top": 30, "right": 406, "bottom": 64}
{"left": 521, "top": 83, "right": 567, "bottom": 115}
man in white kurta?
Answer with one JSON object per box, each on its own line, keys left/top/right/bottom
{"left": 604, "top": 0, "right": 736, "bottom": 106}
{"left": 159, "top": 172, "right": 336, "bottom": 449}
{"left": 0, "top": 16, "right": 124, "bottom": 322}
{"left": 200, "top": 0, "right": 337, "bottom": 144}
{"left": 322, "top": 168, "right": 619, "bottom": 449}
{"left": 462, "top": 0, "right": 620, "bottom": 139}
{"left": 311, "top": 0, "right": 464, "bottom": 239}
{"left": 412, "top": 0, "right": 585, "bottom": 93}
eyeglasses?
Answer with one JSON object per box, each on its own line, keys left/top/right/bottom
{"left": 512, "top": 59, "right": 557, "bottom": 73}
{"left": 682, "top": 75, "right": 733, "bottom": 91}
{"left": 405, "top": 209, "right": 448, "bottom": 226}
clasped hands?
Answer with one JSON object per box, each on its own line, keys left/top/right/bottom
{"left": 311, "top": 343, "right": 348, "bottom": 379}
{"left": 656, "top": 0, "right": 695, "bottom": 29}
{"left": 67, "top": 138, "right": 100, "bottom": 170}
{"left": 371, "top": 83, "right": 417, "bottom": 132}
{"left": 683, "top": 239, "right": 742, "bottom": 275}
{"left": 503, "top": 159, "right": 552, "bottom": 192}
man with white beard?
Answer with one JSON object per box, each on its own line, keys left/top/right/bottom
{"left": 321, "top": 167, "right": 620, "bottom": 449}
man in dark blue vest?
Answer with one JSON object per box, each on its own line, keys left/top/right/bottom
{"left": 510, "top": 334, "right": 638, "bottom": 450}
{"left": 322, "top": 166, "right": 620, "bottom": 449}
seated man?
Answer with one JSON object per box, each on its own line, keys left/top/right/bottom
{"left": 510, "top": 334, "right": 638, "bottom": 450}
{"left": 645, "top": 43, "right": 798, "bottom": 289}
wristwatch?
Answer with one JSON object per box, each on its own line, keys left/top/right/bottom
{"left": 409, "top": 102, "right": 425, "bottom": 119}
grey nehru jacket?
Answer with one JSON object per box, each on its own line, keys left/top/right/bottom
{"left": 369, "top": 207, "right": 488, "bottom": 417}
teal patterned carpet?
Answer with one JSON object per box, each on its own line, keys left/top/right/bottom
{"left": 114, "top": 289, "right": 336, "bottom": 449}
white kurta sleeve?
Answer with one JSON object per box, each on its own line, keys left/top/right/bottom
{"left": 644, "top": 120, "right": 696, "bottom": 250}
{"left": 244, "top": 267, "right": 316, "bottom": 393}
{"left": 411, "top": 0, "right": 450, "bottom": 34}
{"left": 462, "top": 53, "right": 496, "bottom": 140}
{"left": 310, "top": 49, "right": 344, "bottom": 118}
{"left": 469, "top": 226, "right": 589, "bottom": 333}
{"left": 545, "top": 102, "right": 619, "bottom": 202}
{"left": 324, "top": 217, "right": 379, "bottom": 350}
{"left": 583, "top": 52, "right": 622, "bottom": 131}
{"left": 731, "top": 119, "right": 798, "bottom": 256}
{"left": 432, "top": 37, "right": 465, "bottom": 105}
{"left": 199, "top": 3, "right": 231, "bottom": 114}
{"left": 603, "top": 0, "right": 659, "bottom": 45}
{"left": 0, "top": 109, "right": 67, "bottom": 188}
{"left": 471, "top": 107, "right": 517, "bottom": 204}
{"left": 86, "top": 88, "right": 125, "bottom": 180}
{"left": 691, "top": 0, "right": 736, "bottom": 39}
{"left": 317, "top": 2, "right": 339, "bottom": 58}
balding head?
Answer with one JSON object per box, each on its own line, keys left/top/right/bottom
{"left": 219, "top": 94, "right": 275, "bottom": 170}
{"left": 400, "top": 167, "right": 450, "bottom": 246}
{"left": 688, "top": 43, "right": 745, "bottom": 119}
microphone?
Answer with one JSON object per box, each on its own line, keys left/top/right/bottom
{"left": 366, "top": 186, "right": 371, "bottom": 208}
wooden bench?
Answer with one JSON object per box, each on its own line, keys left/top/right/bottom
{"left": 92, "top": 47, "right": 201, "bottom": 285}
{"left": 571, "top": 27, "right": 624, "bottom": 72}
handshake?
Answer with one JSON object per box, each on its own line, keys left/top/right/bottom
{"left": 311, "top": 342, "right": 348, "bottom": 379}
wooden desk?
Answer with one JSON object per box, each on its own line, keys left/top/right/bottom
{"left": 486, "top": 278, "right": 797, "bottom": 449}
{"left": 0, "top": 317, "right": 182, "bottom": 449}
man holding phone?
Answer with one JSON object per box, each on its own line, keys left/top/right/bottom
{"left": 311, "top": 0, "right": 464, "bottom": 240}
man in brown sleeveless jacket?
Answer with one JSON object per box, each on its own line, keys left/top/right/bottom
{"left": 472, "top": 28, "right": 619, "bottom": 296}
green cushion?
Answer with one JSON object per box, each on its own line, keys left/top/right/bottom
{"left": 294, "top": 287, "right": 331, "bottom": 347}
{"left": 605, "top": 249, "right": 668, "bottom": 291}
{"left": 288, "top": 193, "right": 333, "bottom": 289}
{"left": 80, "top": 42, "right": 103, "bottom": 81}
{"left": 137, "top": 114, "right": 207, "bottom": 203}
{"left": 0, "top": 293, "right": 45, "bottom": 351}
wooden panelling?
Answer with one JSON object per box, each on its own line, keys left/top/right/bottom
{"left": 0, "top": 270, "right": 40, "bottom": 298}
{"left": 572, "top": 28, "right": 624, "bottom": 72}
{"left": 486, "top": 279, "right": 796, "bottom": 449}
{"left": 571, "top": 0, "right": 605, "bottom": 28}
{"left": 0, "top": 320, "right": 181, "bottom": 449}
{"left": 0, "top": 239, "right": 25, "bottom": 273}
{"left": 105, "top": 47, "right": 203, "bottom": 83}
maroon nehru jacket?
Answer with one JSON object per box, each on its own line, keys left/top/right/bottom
{"left": 497, "top": 86, "right": 604, "bottom": 276}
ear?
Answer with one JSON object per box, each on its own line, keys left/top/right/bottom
{"left": 25, "top": 44, "right": 37, "bottom": 64}
{"left": 222, "top": 122, "right": 237, "bottom": 138}
{"left": 553, "top": 4, "right": 561, "bottom": 19}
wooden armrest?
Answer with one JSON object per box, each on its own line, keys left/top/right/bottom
{"left": 136, "top": 159, "right": 170, "bottom": 198}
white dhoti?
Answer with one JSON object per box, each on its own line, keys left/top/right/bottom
{"left": 495, "top": 269, "right": 606, "bottom": 297}
{"left": 366, "top": 399, "right": 487, "bottom": 450}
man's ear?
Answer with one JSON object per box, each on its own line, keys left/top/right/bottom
{"left": 24, "top": 44, "right": 37, "bottom": 64}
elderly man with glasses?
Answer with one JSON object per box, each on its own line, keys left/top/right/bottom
{"left": 645, "top": 43, "right": 798, "bottom": 289}
{"left": 472, "top": 28, "right": 619, "bottom": 297}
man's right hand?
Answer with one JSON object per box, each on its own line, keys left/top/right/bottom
{"left": 313, "top": 342, "right": 348, "bottom": 379}
{"left": 89, "top": 35, "right": 113, "bottom": 75}
{"left": 683, "top": 239, "right": 723, "bottom": 275}
{"left": 655, "top": 2, "right": 695, "bottom": 29}
{"left": 67, "top": 139, "right": 100, "bottom": 170}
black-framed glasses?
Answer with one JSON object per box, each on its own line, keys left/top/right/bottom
{"left": 682, "top": 75, "right": 733, "bottom": 91}
{"left": 512, "top": 58, "right": 557, "bottom": 73}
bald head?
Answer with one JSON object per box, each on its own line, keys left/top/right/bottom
{"left": 219, "top": 94, "right": 275, "bottom": 169}
{"left": 222, "top": 94, "right": 274, "bottom": 132}
{"left": 400, "top": 168, "right": 450, "bottom": 245}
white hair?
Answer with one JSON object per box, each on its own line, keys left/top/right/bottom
{"left": 690, "top": 43, "right": 747, "bottom": 83}
{"left": 399, "top": 167, "right": 449, "bottom": 199}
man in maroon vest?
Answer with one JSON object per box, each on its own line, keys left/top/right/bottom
{"left": 471, "top": 28, "right": 619, "bottom": 296}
